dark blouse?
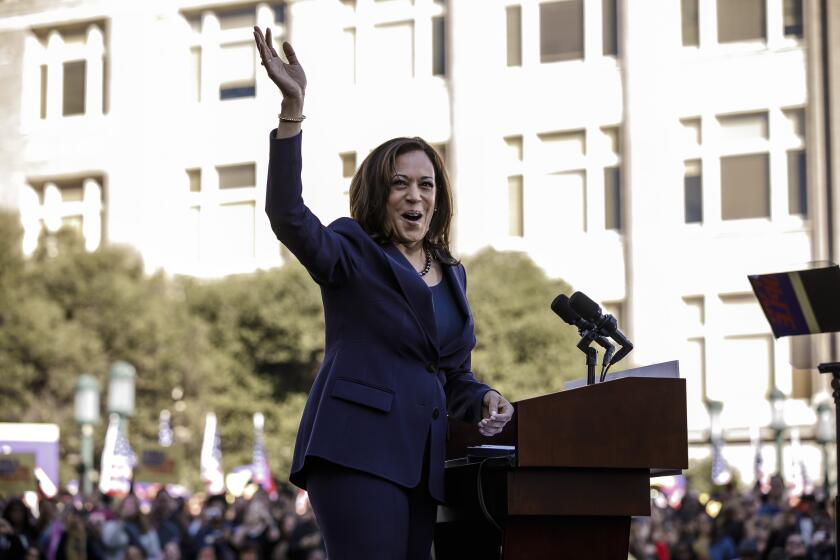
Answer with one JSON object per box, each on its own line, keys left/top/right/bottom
{"left": 431, "top": 273, "right": 466, "bottom": 348}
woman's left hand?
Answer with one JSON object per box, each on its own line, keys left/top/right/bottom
{"left": 478, "top": 390, "right": 514, "bottom": 437}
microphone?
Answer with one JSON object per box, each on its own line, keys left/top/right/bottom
{"left": 568, "top": 291, "right": 633, "bottom": 367}
{"left": 550, "top": 294, "right": 615, "bottom": 364}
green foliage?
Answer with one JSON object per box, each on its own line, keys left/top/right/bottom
{"left": 684, "top": 455, "right": 744, "bottom": 496}
{"left": 0, "top": 211, "right": 582, "bottom": 490}
{"left": 464, "top": 248, "right": 582, "bottom": 401}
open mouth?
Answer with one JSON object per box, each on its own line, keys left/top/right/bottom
{"left": 401, "top": 211, "right": 423, "bottom": 222}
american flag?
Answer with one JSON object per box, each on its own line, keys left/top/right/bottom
{"left": 158, "top": 409, "right": 173, "bottom": 447}
{"left": 711, "top": 439, "right": 730, "bottom": 485}
{"left": 252, "top": 412, "right": 276, "bottom": 495}
{"left": 200, "top": 413, "right": 225, "bottom": 494}
{"left": 99, "top": 413, "right": 135, "bottom": 495}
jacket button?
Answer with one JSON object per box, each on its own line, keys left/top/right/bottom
{"left": 432, "top": 407, "right": 440, "bottom": 420}
{"left": 426, "top": 362, "right": 436, "bottom": 373}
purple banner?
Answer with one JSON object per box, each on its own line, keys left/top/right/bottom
{"left": 748, "top": 273, "right": 810, "bottom": 338}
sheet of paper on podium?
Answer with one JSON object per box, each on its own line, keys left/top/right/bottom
{"left": 564, "top": 360, "right": 680, "bottom": 390}
{"left": 748, "top": 263, "right": 840, "bottom": 338}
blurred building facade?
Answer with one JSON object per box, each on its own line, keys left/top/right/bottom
{"left": 0, "top": 0, "right": 838, "bottom": 487}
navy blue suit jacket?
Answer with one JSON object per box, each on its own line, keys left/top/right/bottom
{"left": 265, "top": 131, "right": 491, "bottom": 501}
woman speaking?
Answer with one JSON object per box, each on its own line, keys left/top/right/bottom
{"left": 253, "top": 27, "right": 514, "bottom": 559}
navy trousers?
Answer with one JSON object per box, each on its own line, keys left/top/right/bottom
{"left": 305, "top": 433, "right": 437, "bottom": 560}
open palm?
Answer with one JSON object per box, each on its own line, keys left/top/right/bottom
{"left": 253, "top": 27, "right": 306, "bottom": 100}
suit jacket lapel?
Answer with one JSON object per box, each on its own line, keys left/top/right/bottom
{"left": 382, "top": 243, "right": 439, "bottom": 353}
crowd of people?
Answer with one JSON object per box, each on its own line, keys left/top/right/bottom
{"left": 0, "top": 483, "right": 324, "bottom": 560}
{"left": 629, "top": 475, "right": 836, "bottom": 560}
{"left": 2, "top": 474, "right": 838, "bottom": 559}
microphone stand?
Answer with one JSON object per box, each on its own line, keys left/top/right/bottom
{"left": 576, "top": 330, "right": 599, "bottom": 386}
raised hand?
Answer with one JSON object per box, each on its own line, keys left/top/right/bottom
{"left": 253, "top": 27, "right": 306, "bottom": 101}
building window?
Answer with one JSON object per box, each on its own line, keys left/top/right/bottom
{"left": 787, "top": 150, "right": 807, "bottom": 216}
{"left": 506, "top": 5, "right": 522, "bottom": 66}
{"left": 504, "top": 135, "right": 524, "bottom": 163}
{"left": 186, "top": 5, "right": 284, "bottom": 102}
{"left": 684, "top": 160, "right": 703, "bottom": 223}
{"left": 783, "top": 0, "right": 803, "bottom": 38}
{"left": 219, "top": 43, "right": 256, "bottom": 100}
{"left": 186, "top": 163, "right": 258, "bottom": 263}
{"left": 39, "top": 65, "right": 48, "bottom": 119}
{"left": 62, "top": 60, "right": 86, "bottom": 116}
{"left": 432, "top": 16, "right": 446, "bottom": 76}
{"left": 21, "top": 177, "right": 104, "bottom": 254}
{"left": 508, "top": 175, "right": 524, "bottom": 237}
{"left": 540, "top": 0, "right": 584, "bottom": 63}
{"left": 682, "top": 0, "right": 699, "bottom": 46}
{"left": 604, "top": 166, "right": 622, "bottom": 231}
{"left": 538, "top": 130, "right": 586, "bottom": 161}
{"left": 549, "top": 171, "right": 587, "bottom": 232}
{"left": 718, "top": 112, "right": 768, "bottom": 141}
{"left": 190, "top": 47, "right": 201, "bottom": 102}
{"left": 218, "top": 202, "right": 256, "bottom": 259}
{"left": 683, "top": 296, "right": 705, "bottom": 327}
{"left": 340, "top": 152, "right": 357, "bottom": 178}
{"left": 187, "top": 169, "right": 201, "bottom": 192}
{"left": 717, "top": 0, "right": 766, "bottom": 43}
{"left": 374, "top": 21, "right": 414, "bottom": 80}
{"left": 218, "top": 163, "right": 256, "bottom": 189}
{"left": 431, "top": 143, "right": 447, "bottom": 164}
{"left": 32, "top": 23, "right": 106, "bottom": 119}
{"left": 720, "top": 153, "right": 770, "bottom": 220}
{"left": 218, "top": 6, "right": 256, "bottom": 30}
{"left": 602, "top": 0, "right": 618, "bottom": 56}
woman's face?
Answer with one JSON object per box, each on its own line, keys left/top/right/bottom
{"left": 385, "top": 150, "right": 436, "bottom": 249}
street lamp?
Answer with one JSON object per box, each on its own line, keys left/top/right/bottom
{"left": 705, "top": 399, "right": 724, "bottom": 442}
{"left": 74, "top": 374, "right": 100, "bottom": 497}
{"left": 107, "top": 361, "right": 136, "bottom": 420}
{"left": 768, "top": 386, "right": 787, "bottom": 476}
{"left": 816, "top": 400, "right": 834, "bottom": 496}
{"left": 705, "top": 399, "right": 728, "bottom": 484}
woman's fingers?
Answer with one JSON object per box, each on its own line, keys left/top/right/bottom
{"left": 283, "top": 41, "right": 300, "bottom": 65}
{"left": 266, "top": 28, "right": 280, "bottom": 58}
{"left": 253, "top": 29, "right": 269, "bottom": 64}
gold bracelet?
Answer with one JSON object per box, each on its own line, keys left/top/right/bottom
{"left": 278, "top": 113, "right": 306, "bottom": 122}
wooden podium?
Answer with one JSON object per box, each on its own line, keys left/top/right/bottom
{"left": 435, "top": 364, "right": 688, "bottom": 559}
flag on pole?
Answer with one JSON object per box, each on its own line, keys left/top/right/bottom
{"left": 200, "top": 413, "right": 225, "bottom": 494}
{"left": 750, "top": 424, "right": 765, "bottom": 489}
{"left": 158, "top": 410, "right": 173, "bottom": 447}
{"left": 252, "top": 412, "right": 276, "bottom": 495}
{"left": 99, "top": 414, "right": 135, "bottom": 495}
{"left": 711, "top": 438, "right": 730, "bottom": 485}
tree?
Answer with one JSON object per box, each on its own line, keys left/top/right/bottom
{"left": 464, "top": 248, "right": 583, "bottom": 401}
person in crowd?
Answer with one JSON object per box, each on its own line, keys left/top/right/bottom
{"left": 188, "top": 495, "right": 234, "bottom": 560}
{"left": 151, "top": 489, "right": 182, "bottom": 553}
{"left": 230, "top": 493, "right": 279, "bottom": 559}
{"left": 251, "top": 26, "right": 514, "bottom": 560}
{"left": 100, "top": 494, "right": 153, "bottom": 560}
{"left": 629, "top": 480, "right": 836, "bottom": 560}
{"left": 1, "top": 498, "right": 35, "bottom": 559}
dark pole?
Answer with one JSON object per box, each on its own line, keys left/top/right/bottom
{"left": 819, "top": 362, "right": 840, "bottom": 559}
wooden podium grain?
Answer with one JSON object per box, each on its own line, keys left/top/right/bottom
{"left": 435, "top": 370, "right": 688, "bottom": 560}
